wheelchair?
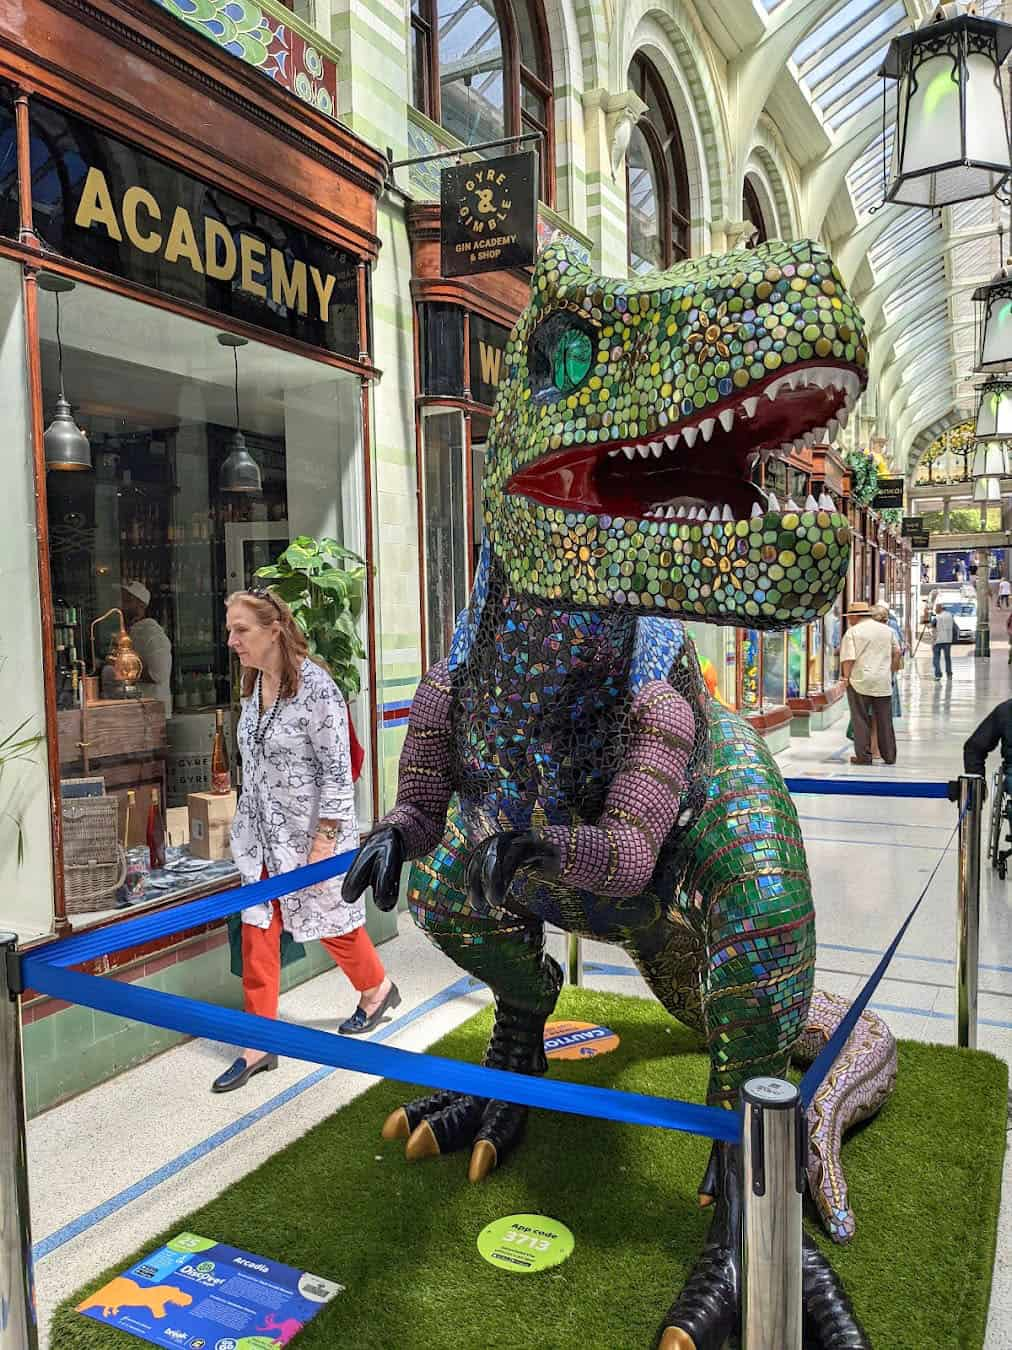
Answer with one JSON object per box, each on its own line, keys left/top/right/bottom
{"left": 988, "top": 761, "right": 1012, "bottom": 878}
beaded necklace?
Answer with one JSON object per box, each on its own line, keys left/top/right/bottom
{"left": 252, "top": 671, "right": 283, "bottom": 748}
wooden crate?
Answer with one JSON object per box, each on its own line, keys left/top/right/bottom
{"left": 58, "top": 698, "right": 166, "bottom": 766}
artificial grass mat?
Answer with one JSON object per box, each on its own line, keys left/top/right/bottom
{"left": 53, "top": 989, "right": 1007, "bottom": 1350}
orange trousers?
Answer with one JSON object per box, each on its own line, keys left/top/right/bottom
{"left": 242, "top": 895, "right": 386, "bottom": 1020}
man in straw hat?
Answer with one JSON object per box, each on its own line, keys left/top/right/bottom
{"left": 840, "top": 598, "right": 901, "bottom": 766}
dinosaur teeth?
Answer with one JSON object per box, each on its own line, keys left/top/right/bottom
{"left": 623, "top": 446, "right": 636, "bottom": 461}
{"left": 700, "top": 418, "right": 716, "bottom": 442}
{"left": 718, "top": 408, "right": 735, "bottom": 432}
{"left": 708, "top": 506, "right": 720, "bottom": 521}
{"left": 650, "top": 442, "right": 664, "bottom": 458}
{"left": 751, "top": 502, "right": 764, "bottom": 518}
{"left": 636, "top": 445, "right": 652, "bottom": 459}
{"left": 682, "top": 426, "right": 699, "bottom": 447}
{"left": 743, "top": 397, "right": 759, "bottom": 418}
{"left": 805, "top": 495, "right": 819, "bottom": 512}
{"left": 664, "top": 434, "right": 680, "bottom": 450}
{"left": 768, "top": 492, "right": 780, "bottom": 511}
{"left": 721, "top": 504, "right": 734, "bottom": 521}
{"left": 665, "top": 505, "right": 678, "bottom": 519}
{"left": 818, "top": 493, "right": 835, "bottom": 511}
{"left": 786, "top": 497, "right": 801, "bottom": 512}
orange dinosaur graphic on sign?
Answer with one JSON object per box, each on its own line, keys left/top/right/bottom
{"left": 78, "top": 1278, "right": 194, "bottom": 1319}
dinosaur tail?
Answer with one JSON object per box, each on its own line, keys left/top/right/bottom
{"left": 795, "top": 989, "right": 898, "bottom": 1243}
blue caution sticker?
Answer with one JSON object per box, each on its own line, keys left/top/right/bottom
{"left": 543, "top": 1019, "right": 620, "bottom": 1060}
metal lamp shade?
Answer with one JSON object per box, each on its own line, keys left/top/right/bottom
{"left": 973, "top": 274, "right": 1012, "bottom": 371}
{"left": 975, "top": 379, "right": 1012, "bottom": 438}
{"left": 971, "top": 442, "right": 1010, "bottom": 477}
{"left": 44, "top": 395, "right": 92, "bottom": 471}
{"left": 972, "top": 474, "right": 1002, "bottom": 502}
{"left": 881, "top": 9, "right": 1012, "bottom": 207}
{"left": 219, "top": 431, "right": 262, "bottom": 494}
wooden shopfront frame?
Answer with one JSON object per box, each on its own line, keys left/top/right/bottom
{"left": 407, "top": 201, "right": 528, "bottom": 665}
{"left": 1, "top": 0, "right": 387, "bottom": 933}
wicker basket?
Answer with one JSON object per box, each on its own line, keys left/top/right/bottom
{"left": 62, "top": 795, "right": 127, "bottom": 914}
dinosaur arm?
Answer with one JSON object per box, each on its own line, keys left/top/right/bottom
{"left": 380, "top": 659, "right": 456, "bottom": 859}
{"left": 539, "top": 680, "right": 695, "bottom": 896}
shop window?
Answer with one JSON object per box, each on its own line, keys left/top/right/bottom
{"left": 421, "top": 407, "right": 469, "bottom": 666}
{"left": 824, "top": 597, "right": 843, "bottom": 685}
{"left": 740, "top": 630, "right": 761, "bottom": 709}
{"left": 411, "top": 0, "right": 554, "bottom": 203}
{"left": 762, "top": 631, "right": 786, "bottom": 706}
{"left": 742, "top": 177, "right": 768, "bottom": 246}
{"left": 787, "top": 628, "right": 807, "bottom": 700}
{"left": 807, "top": 620, "right": 823, "bottom": 694}
{"left": 38, "top": 278, "right": 370, "bottom": 919}
{"left": 627, "top": 52, "right": 691, "bottom": 273}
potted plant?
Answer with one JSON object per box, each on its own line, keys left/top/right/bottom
{"left": 1, "top": 716, "right": 43, "bottom": 864}
{"left": 253, "top": 535, "right": 368, "bottom": 699}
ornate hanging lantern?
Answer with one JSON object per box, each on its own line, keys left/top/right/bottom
{"left": 970, "top": 441, "right": 1010, "bottom": 477}
{"left": 974, "top": 377, "right": 1012, "bottom": 438}
{"left": 880, "top": 3, "right": 1012, "bottom": 207}
{"left": 972, "top": 474, "right": 1002, "bottom": 501}
{"left": 973, "top": 244, "right": 1012, "bottom": 371}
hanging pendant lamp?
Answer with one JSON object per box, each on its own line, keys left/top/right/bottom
{"left": 40, "top": 274, "right": 91, "bottom": 472}
{"left": 879, "top": 3, "right": 1012, "bottom": 208}
{"left": 974, "top": 377, "right": 1012, "bottom": 438}
{"left": 972, "top": 474, "right": 1002, "bottom": 501}
{"left": 217, "top": 333, "right": 261, "bottom": 494}
{"left": 970, "top": 441, "right": 1010, "bottom": 477}
{"left": 973, "top": 223, "right": 1012, "bottom": 370}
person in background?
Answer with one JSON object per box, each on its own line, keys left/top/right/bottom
{"left": 931, "top": 600, "right": 955, "bottom": 681}
{"left": 212, "top": 588, "right": 399, "bottom": 1093}
{"left": 841, "top": 599, "right": 901, "bottom": 766}
{"left": 964, "top": 697, "right": 1012, "bottom": 788}
{"left": 120, "top": 580, "right": 172, "bottom": 716}
{"left": 876, "top": 602, "right": 905, "bottom": 736}
{"left": 1006, "top": 605, "right": 1012, "bottom": 665}
{"left": 999, "top": 576, "right": 1011, "bottom": 610}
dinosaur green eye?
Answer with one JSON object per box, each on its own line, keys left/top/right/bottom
{"left": 529, "top": 314, "right": 596, "bottom": 401}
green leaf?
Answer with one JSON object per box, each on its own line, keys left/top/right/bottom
{"left": 291, "top": 535, "right": 319, "bottom": 553}
{"left": 253, "top": 564, "right": 285, "bottom": 581}
{"left": 318, "top": 539, "right": 365, "bottom": 565}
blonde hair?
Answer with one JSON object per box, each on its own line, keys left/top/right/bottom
{"left": 226, "top": 589, "right": 321, "bottom": 700}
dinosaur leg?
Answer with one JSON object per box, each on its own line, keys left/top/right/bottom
{"left": 660, "top": 707, "right": 868, "bottom": 1350}
{"left": 385, "top": 808, "right": 562, "bottom": 1180}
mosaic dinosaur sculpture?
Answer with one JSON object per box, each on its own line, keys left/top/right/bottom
{"left": 345, "top": 237, "right": 897, "bottom": 1348}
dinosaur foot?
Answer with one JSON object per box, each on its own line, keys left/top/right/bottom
{"left": 381, "top": 1089, "right": 528, "bottom": 1179}
{"left": 658, "top": 1143, "right": 870, "bottom": 1350}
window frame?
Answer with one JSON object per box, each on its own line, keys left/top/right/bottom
{"left": 411, "top": 0, "right": 555, "bottom": 206}
{"left": 742, "top": 176, "right": 769, "bottom": 246}
{"left": 626, "top": 52, "right": 691, "bottom": 271}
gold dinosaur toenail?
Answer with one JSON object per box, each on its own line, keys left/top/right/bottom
{"left": 468, "top": 1139, "right": 498, "bottom": 1183}
{"left": 405, "top": 1120, "right": 440, "bottom": 1160}
{"left": 381, "top": 1108, "right": 410, "bottom": 1141}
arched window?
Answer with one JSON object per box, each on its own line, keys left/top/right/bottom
{"left": 626, "top": 52, "right": 691, "bottom": 273}
{"left": 411, "top": 0, "right": 554, "bottom": 202}
{"left": 742, "top": 176, "right": 769, "bottom": 246}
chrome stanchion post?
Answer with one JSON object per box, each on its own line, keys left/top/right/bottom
{"left": 0, "top": 933, "right": 37, "bottom": 1349}
{"left": 956, "top": 774, "right": 984, "bottom": 1049}
{"left": 741, "top": 1077, "right": 803, "bottom": 1350}
{"left": 567, "top": 933, "right": 582, "bottom": 987}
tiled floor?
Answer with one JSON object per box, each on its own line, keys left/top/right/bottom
{"left": 23, "top": 617, "right": 1012, "bottom": 1348}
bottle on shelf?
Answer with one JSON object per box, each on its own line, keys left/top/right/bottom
{"left": 146, "top": 787, "right": 166, "bottom": 870}
{"left": 210, "top": 708, "right": 230, "bottom": 794}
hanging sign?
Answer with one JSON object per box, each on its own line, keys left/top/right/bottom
{"left": 901, "top": 516, "right": 924, "bottom": 536}
{"left": 871, "top": 476, "right": 904, "bottom": 509}
{"left": 76, "top": 1232, "right": 343, "bottom": 1347}
{"left": 15, "top": 99, "right": 362, "bottom": 357}
{"left": 441, "top": 152, "right": 538, "bottom": 278}
{"left": 909, "top": 531, "right": 931, "bottom": 548}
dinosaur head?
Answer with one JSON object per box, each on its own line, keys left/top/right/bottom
{"left": 482, "top": 238, "right": 866, "bottom": 629}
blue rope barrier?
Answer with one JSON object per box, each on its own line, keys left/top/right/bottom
{"left": 783, "top": 778, "right": 950, "bottom": 798}
{"left": 20, "top": 960, "right": 742, "bottom": 1145}
{"left": 798, "top": 803, "right": 965, "bottom": 1107}
{"left": 26, "top": 849, "right": 359, "bottom": 969}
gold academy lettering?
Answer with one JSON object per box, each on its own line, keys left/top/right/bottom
{"left": 74, "top": 166, "right": 338, "bottom": 323}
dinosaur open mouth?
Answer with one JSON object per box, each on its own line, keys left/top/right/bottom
{"left": 507, "top": 362, "right": 863, "bottom": 522}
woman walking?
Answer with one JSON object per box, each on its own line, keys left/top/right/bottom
{"left": 212, "top": 588, "right": 399, "bottom": 1093}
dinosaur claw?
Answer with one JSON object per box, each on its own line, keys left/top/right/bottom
{"left": 381, "top": 1107, "right": 410, "bottom": 1141}
{"left": 468, "top": 1138, "right": 498, "bottom": 1183}
{"left": 405, "top": 1120, "right": 441, "bottom": 1161}
{"left": 658, "top": 1331, "right": 696, "bottom": 1350}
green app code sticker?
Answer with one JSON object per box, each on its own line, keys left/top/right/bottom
{"left": 477, "top": 1214, "right": 574, "bottom": 1273}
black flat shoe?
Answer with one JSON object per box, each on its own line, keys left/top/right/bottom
{"left": 211, "top": 1054, "right": 278, "bottom": 1093}
{"left": 339, "top": 982, "right": 401, "bottom": 1035}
